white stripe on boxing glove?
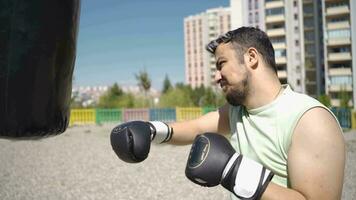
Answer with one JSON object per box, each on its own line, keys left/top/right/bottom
{"left": 148, "top": 121, "right": 173, "bottom": 144}
{"left": 221, "top": 153, "right": 274, "bottom": 199}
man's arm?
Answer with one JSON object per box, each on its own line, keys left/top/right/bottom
{"left": 261, "top": 107, "right": 345, "bottom": 200}
{"left": 168, "top": 103, "right": 230, "bottom": 145}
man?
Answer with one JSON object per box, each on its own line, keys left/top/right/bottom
{"left": 111, "top": 27, "right": 345, "bottom": 200}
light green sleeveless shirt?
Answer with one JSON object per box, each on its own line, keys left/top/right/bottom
{"left": 228, "top": 85, "right": 335, "bottom": 199}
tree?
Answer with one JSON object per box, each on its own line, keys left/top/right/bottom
{"left": 97, "top": 83, "right": 124, "bottom": 108}
{"left": 110, "top": 83, "right": 124, "bottom": 96}
{"left": 135, "top": 69, "right": 151, "bottom": 94}
{"left": 317, "top": 94, "right": 331, "bottom": 108}
{"left": 135, "top": 69, "right": 151, "bottom": 106}
{"left": 162, "top": 74, "right": 172, "bottom": 94}
{"left": 339, "top": 85, "right": 351, "bottom": 108}
{"left": 159, "top": 87, "right": 193, "bottom": 107}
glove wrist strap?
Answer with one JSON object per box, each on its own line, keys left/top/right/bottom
{"left": 148, "top": 121, "right": 173, "bottom": 144}
{"left": 221, "top": 153, "right": 274, "bottom": 200}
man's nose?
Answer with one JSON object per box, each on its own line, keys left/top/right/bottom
{"left": 214, "top": 70, "right": 222, "bottom": 83}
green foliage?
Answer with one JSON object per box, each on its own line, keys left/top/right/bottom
{"left": 96, "top": 81, "right": 227, "bottom": 109}
{"left": 162, "top": 74, "right": 172, "bottom": 94}
{"left": 159, "top": 87, "right": 194, "bottom": 107}
{"left": 135, "top": 69, "right": 151, "bottom": 92}
{"left": 110, "top": 83, "right": 124, "bottom": 96}
{"left": 135, "top": 69, "right": 152, "bottom": 107}
{"left": 318, "top": 94, "right": 331, "bottom": 108}
{"left": 97, "top": 83, "right": 125, "bottom": 108}
{"left": 159, "top": 83, "right": 226, "bottom": 108}
{"left": 339, "top": 86, "right": 351, "bottom": 109}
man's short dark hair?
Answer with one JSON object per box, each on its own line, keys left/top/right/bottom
{"left": 207, "top": 27, "right": 277, "bottom": 73}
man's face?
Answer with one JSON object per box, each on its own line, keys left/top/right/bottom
{"left": 214, "top": 43, "right": 250, "bottom": 106}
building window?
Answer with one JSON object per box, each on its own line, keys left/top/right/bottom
{"left": 293, "top": 0, "right": 297, "bottom": 7}
{"left": 255, "top": 12, "right": 259, "bottom": 23}
{"left": 330, "top": 76, "right": 352, "bottom": 85}
{"left": 296, "top": 52, "right": 300, "bottom": 60}
{"left": 266, "top": 7, "right": 284, "bottom": 16}
{"left": 327, "top": 29, "right": 351, "bottom": 39}
{"left": 297, "top": 79, "right": 300, "bottom": 85}
{"left": 296, "top": 65, "right": 301, "bottom": 72}
{"left": 275, "top": 49, "right": 286, "bottom": 57}
{"left": 249, "top": 13, "right": 253, "bottom": 24}
{"left": 294, "top": 13, "right": 298, "bottom": 20}
{"left": 295, "top": 39, "right": 299, "bottom": 46}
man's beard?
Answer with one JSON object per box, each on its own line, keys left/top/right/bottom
{"left": 225, "top": 73, "right": 249, "bottom": 106}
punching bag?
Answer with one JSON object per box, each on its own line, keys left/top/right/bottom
{"left": 0, "top": 0, "right": 81, "bottom": 138}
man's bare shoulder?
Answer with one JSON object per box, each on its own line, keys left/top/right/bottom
{"left": 293, "top": 107, "right": 344, "bottom": 142}
{"left": 287, "top": 107, "right": 345, "bottom": 199}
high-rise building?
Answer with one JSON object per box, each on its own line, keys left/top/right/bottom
{"left": 230, "top": 0, "right": 326, "bottom": 96}
{"left": 185, "top": 0, "right": 356, "bottom": 107}
{"left": 264, "top": 0, "right": 304, "bottom": 92}
{"left": 300, "top": 0, "right": 324, "bottom": 98}
{"left": 184, "top": 7, "right": 230, "bottom": 88}
{"left": 322, "top": 0, "right": 356, "bottom": 107}
{"left": 230, "top": 0, "right": 265, "bottom": 29}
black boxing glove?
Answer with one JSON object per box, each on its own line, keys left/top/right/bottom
{"left": 110, "top": 121, "right": 173, "bottom": 163}
{"left": 185, "top": 133, "right": 274, "bottom": 200}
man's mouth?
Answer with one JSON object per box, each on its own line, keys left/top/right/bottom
{"left": 219, "top": 81, "right": 228, "bottom": 92}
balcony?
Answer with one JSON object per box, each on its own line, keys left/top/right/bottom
{"left": 276, "top": 56, "right": 287, "bottom": 64}
{"left": 265, "top": 0, "right": 284, "bottom": 9}
{"left": 329, "top": 84, "right": 353, "bottom": 92}
{"left": 327, "top": 21, "right": 350, "bottom": 30}
{"left": 266, "top": 28, "right": 285, "bottom": 37}
{"left": 303, "top": 0, "right": 313, "bottom": 4}
{"left": 328, "top": 52, "right": 352, "bottom": 61}
{"left": 328, "top": 68, "right": 352, "bottom": 76}
{"left": 330, "top": 99, "right": 353, "bottom": 107}
{"left": 326, "top": 5, "right": 350, "bottom": 17}
{"left": 327, "top": 37, "right": 351, "bottom": 46}
{"left": 272, "top": 42, "right": 286, "bottom": 49}
{"left": 266, "top": 14, "right": 285, "bottom": 23}
{"left": 277, "top": 70, "right": 287, "bottom": 79}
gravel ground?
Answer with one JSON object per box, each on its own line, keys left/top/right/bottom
{"left": 0, "top": 124, "right": 355, "bottom": 200}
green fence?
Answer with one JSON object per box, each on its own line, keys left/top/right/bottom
{"left": 202, "top": 107, "right": 217, "bottom": 114}
{"left": 95, "top": 109, "right": 122, "bottom": 124}
{"left": 330, "top": 107, "right": 351, "bottom": 130}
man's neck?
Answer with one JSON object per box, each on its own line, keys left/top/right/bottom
{"left": 244, "top": 81, "right": 283, "bottom": 110}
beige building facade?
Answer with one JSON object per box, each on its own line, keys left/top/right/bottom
{"left": 184, "top": 7, "right": 231, "bottom": 88}
{"left": 322, "top": 0, "right": 356, "bottom": 107}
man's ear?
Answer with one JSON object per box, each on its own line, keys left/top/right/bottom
{"left": 245, "top": 47, "right": 258, "bottom": 69}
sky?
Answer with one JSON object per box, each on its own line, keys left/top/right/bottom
{"left": 74, "top": 0, "right": 229, "bottom": 91}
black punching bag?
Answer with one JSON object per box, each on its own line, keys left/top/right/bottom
{"left": 0, "top": 0, "right": 81, "bottom": 138}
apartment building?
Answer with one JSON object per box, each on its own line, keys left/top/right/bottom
{"left": 230, "top": 0, "right": 265, "bottom": 30}
{"left": 264, "top": 0, "right": 303, "bottom": 92}
{"left": 184, "top": 7, "right": 231, "bottom": 88}
{"left": 229, "top": 0, "right": 325, "bottom": 97}
{"left": 322, "top": 0, "right": 356, "bottom": 107}
{"left": 184, "top": 0, "right": 356, "bottom": 107}
{"left": 300, "top": 0, "right": 324, "bottom": 97}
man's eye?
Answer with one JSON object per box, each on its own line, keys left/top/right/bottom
{"left": 219, "top": 61, "right": 226, "bottom": 67}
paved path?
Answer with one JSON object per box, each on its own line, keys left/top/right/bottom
{"left": 0, "top": 125, "right": 355, "bottom": 200}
